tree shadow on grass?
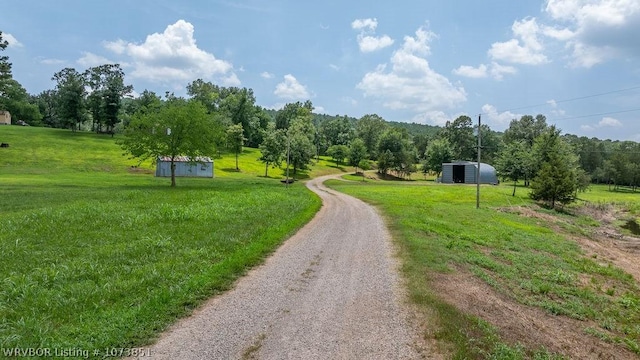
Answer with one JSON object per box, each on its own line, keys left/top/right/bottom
{"left": 376, "top": 172, "right": 415, "bottom": 181}
{"left": 220, "top": 168, "right": 241, "bottom": 173}
{"left": 327, "top": 164, "right": 347, "bottom": 172}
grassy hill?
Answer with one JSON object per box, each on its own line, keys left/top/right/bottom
{"left": 0, "top": 126, "right": 344, "bottom": 353}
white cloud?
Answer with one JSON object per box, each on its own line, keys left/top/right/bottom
{"left": 489, "top": 62, "right": 517, "bottom": 80}
{"left": 453, "top": 64, "right": 488, "bottom": 78}
{"left": 489, "top": 17, "right": 549, "bottom": 65}
{"left": 103, "top": 20, "right": 239, "bottom": 86}
{"left": 351, "top": 18, "right": 378, "bottom": 31}
{"left": 598, "top": 117, "right": 622, "bottom": 127}
{"left": 329, "top": 64, "right": 340, "bottom": 71}
{"left": 547, "top": 99, "right": 566, "bottom": 116}
{"left": 482, "top": 104, "right": 520, "bottom": 127}
{"left": 314, "top": 106, "right": 326, "bottom": 113}
{"left": 411, "top": 111, "right": 453, "bottom": 126}
{"left": 103, "top": 39, "right": 127, "bottom": 54}
{"left": 3, "top": 33, "right": 23, "bottom": 48}
{"left": 77, "top": 52, "right": 115, "bottom": 67}
{"left": 352, "top": 18, "right": 394, "bottom": 53}
{"left": 260, "top": 71, "right": 274, "bottom": 79}
{"left": 453, "top": 62, "right": 516, "bottom": 80}
{"left": 357, "top": 26, "right": 466, "bottom": 123}
{"left": 357, "top": 35, "right": 394, "bottom": 53}
{"left": 544, "top": 0, "right": 640, "bottom": 67}
{"left": 581, "top": 116, "right": 623, "bottom": 131}
{"left": 40, "top": 58, "right": 66, "bottom": 65}
{"left": 274, "top": 74, "right": 310, "bottom": 100}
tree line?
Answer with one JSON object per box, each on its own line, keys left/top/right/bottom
{"left": 2, "top": 31, "right": 639, "bottom": 199}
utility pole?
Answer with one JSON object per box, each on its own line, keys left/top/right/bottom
{"left": 476, "top": 114, "right": 481, "bottom": 209}
{"left": 285, "top": 135, "right": 291, "bottom": 188}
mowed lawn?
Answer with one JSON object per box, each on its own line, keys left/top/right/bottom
{"left": 327, "top": 179, "right": 640, "bottom": 358}
{"left": 0, "top": 127, "right": 327, "bottom": 352}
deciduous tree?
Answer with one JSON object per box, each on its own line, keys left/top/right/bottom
{"left": 286, "top": 116, "right": 316, "bottom": 177}
{"left": 120, "top": 99, "right": 223, "bottom": 187}
{"left": 348, "top": 138, "right": 368, "bottom": 176}
{"left": 423, "top": 138, "right": 453, "bottom": 179}
{"left": 259, "top": 126, "right": 285, "bottom": 177}
{"left": 327, "top": 144, "right": 349, "bottom": 165}
{"left": 226, "top": 123, "right": 246, "bottom": 170}
{"left": 356, "top": 114, "right": 388, "bottom": 160}
{"left": 440, "top": 115, "right": 475, "bottom": 161}
{"left": 495, "top": 140, "right": 531, "bottom": 196}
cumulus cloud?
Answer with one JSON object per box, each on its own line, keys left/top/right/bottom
{"left": 598, "top": 117, "right": 623, "bottom": 127}
{"left": 3, "top": 33, "right": 23, "bottom": 48}
{"left": 352, "top": 18, "right": 394, "bottom": 53}
{"left": 490, "top": 62, "right": 518, "bottom": 80}
{"left": 77, "top": 52, "right": 115, "bottom": 68}
{"left": 351, "top": 18, "right": 378, "bottom": 31}
{"left": 357, "top": 35, "right": 394, "bottom": 53}
{"left": 581, "top": 116, "right": 623, "bottom": 131}
{"left": 452, "top": 64, "right": 488, "bottom": 78}
{"left": 103, "top": 20, "right": 239, "bottom": 86}
{"left": 482, "top": 104, "right": 521, "bottom": 127}
{"left": 453, "top": 62, "right": 516, "bottom": 80}
{"left": 544, "top": 0, "right": 640, "bottom": 67}
{"left": 489, "top": 17, "right": 549, "bottom": 65}
{"left": 274, "top": 74, "right": 310, "bottom": 100}
{"left": 411, "top": 111, "right": 453, "bottom": 126}
{"left": 260, "top": 71, "right": 274, "bottom": 79}
{"left": 357, "top": 26, "right": 467, "bottom": 125}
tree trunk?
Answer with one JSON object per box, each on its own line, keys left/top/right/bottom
{"left": 235, "top": 152, "right": 239, "bottom": 170}
{"left": 171, "top": 161, "right": 176, "bottom": 187}
{"left": 265, "top": 163, "right": 268, "bottom": 177}
{"left": 512, "top": 180, "right": 517, "bottom": 196}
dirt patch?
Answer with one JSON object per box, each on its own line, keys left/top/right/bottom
{"left": 572, "top": 204, "right": 640, "bottom": 283}
{"left": 502, "top": 204, "right": 640, "bottom": 282}
{"left": 432, "top": 270, "right": 636, "bottom": 359}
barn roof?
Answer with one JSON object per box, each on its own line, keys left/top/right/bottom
{"left": 158, "top": 156, "right": 213, "bottom": 163}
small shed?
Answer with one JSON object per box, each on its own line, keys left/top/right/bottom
{"left": 441, "top": 161, "right": 498, "bottom": 184}
{"left": 155, "top": 156, "right": 214, "bottom": 178}
{"left": 0, "top": 111, "right": 11, "bottom": 125}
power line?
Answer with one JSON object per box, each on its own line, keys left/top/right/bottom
{"left": 551, "top": 108, "right": 640, "bottom": 121}
{"left": 485, "top": 85, "right": 640, "bottom": 115}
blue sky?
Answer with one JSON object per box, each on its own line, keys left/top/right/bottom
{"left": 3, "top": 0, "right": 640, "bottom": 141}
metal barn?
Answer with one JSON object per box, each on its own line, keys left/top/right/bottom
{"left": 441, "top": 161, "right": 498, "bottom": 184}
{"left": 155, "top": 156, "right": 214, "bottom": 178}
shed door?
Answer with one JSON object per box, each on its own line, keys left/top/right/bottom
{"left": 453, "top": 165, "right": 465, "bottom": 183}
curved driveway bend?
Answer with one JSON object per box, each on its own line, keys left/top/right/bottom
{"left": 137, "top": 174, "right": 421, "bottom": 359}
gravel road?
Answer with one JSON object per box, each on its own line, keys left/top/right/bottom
{"left": 136, "top": 175, "right": 422, "bottom": 359}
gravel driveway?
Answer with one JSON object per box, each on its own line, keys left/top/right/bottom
{"left": 136, "top": 175, "right": 422, "bottom": 359}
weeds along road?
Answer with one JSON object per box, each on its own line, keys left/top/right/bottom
{"left": 136, "top": 174, "right": 421, "bottom": 359}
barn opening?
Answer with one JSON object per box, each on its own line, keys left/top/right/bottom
{"left": 453, "top": 165, "right": 465, "bottom": 183}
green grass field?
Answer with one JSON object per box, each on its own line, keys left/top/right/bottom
{"left": 326, "top": 179, "right": 640, "bottom": 358}
{"left": 0, "top": 126, "right": 344, "bottom": 355}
